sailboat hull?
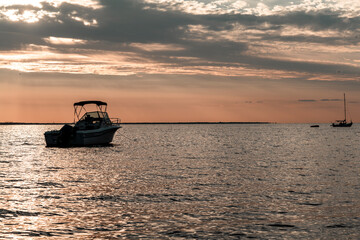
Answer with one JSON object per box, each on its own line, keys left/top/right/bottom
{"left": 332, "top": 122, "right": 352, "bottom": 127}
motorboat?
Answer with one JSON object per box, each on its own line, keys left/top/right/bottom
{"left": 45, "top": 101, "right": 121, "bottom": 147}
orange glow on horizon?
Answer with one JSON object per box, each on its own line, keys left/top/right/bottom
{"left": 1, "top": 79, "right": 359, "bottom": 124}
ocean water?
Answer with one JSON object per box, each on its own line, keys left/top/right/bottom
{"left": 1, "top": 123, "right": 360, "bottom": 239}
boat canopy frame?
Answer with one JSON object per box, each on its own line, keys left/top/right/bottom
{"left": 74, "top": 101, "right": 107, "bottom": 107}
{"left": 73, "top": 101, "right": 108, "bottom": 123}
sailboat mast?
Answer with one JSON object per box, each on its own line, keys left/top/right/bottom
{"left": 344, "top": 93, "right": 346, "bottom": 121}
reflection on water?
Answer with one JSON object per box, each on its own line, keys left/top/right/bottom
{"left": 1, "top": 124, "right": 360, "bottom": 238}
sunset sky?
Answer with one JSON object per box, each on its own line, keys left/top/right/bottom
{"left": 1, "top": 0, "right": 360, "bottom": 123}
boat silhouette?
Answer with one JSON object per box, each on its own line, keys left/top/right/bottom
{"left": 44, "top": 101, "right": 121, "bottom": 147}
{"left": 331, "top": 93, "right": 352, "bottom": 127}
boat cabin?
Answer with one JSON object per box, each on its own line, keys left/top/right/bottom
{"left": 75, "top": 111, "right": 111, "bottom": 130}
{"left": 73, "top": 101, "right": 119, "bottom": 130}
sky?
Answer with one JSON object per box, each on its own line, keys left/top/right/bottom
{"left": 1, "top": 0, "right": 360, "bottom": 123}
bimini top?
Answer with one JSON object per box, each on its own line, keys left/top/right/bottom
{"left": 74, "top": 101, "right": 107, "bottom": 106}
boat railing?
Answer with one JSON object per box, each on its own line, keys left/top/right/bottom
{"left": 110, "top": 118, "right": 121, "bottom": 125}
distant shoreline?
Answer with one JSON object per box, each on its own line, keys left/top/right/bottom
{"left": 0, "top": 122, "right": 273, "bottom": 125}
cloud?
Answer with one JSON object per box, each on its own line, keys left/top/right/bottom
{"left": 298, "top": 99, "right": 317, "bottom": 102}
{"left": 44, "top": 36, "right": 87, "bottom": 45}
{"left": 0, "top": 0, "right": 359, "bottom": 81}
{"left": 298, "top": 98, "right": 344, "bottom": 102}
{"left": 0, "top": 0, "right": 101, "bottom": 9}
{"left": 320, "top": 98, "right": 341, "bottom": 101}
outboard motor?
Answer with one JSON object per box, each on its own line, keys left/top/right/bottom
{"left": 57, "top": 124, "right": 73, "bottom": 147}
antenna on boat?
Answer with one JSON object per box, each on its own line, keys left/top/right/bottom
{"left": 343, "top": 93, "right": 346, "bottom": 122}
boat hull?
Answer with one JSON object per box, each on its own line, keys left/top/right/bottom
{"left": 74, "top": 126, "right": 120, "bottom": 146}
{"left": 44, "top": 130, "right": 61, "bottom": 147}
{"left": 332, "top": 122, "right": 352, "bottom": 127}
{"left": 45, "top": 125, "right": 120, "bottom": 147}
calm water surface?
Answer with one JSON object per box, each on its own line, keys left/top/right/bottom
{"left": 1, "top": 123, "right": 360, "bottom": 239}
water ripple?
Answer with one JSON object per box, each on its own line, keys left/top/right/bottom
{"left": 1, "top": 124, "right": 360, "bottom": 239}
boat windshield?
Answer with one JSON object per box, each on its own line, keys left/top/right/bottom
{"left": 79, "top": 111, "right": 111, "bottom": 123}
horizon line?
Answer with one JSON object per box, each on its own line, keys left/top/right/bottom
{"left": 0, "top": 121, "right": 274, "bottom": 125}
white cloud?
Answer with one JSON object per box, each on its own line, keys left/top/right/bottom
{"left": 143, "top": 0, "right": 248, "bottom": 14}
{"left": 44, "top": 37, "right": 88, "bottom": 45}
{"left": 0, "top": 9, "right": 58, "bottom": 23}
{"left": 130, "top": 43, "right": 185, "bottom": 51}
{"left": 69, "top": 15, "right": 98, "bottom": 26}
{"left": 0, "top": 0, "right": 102, "bottom": 9}
{"left": 142, "top": 0, "right": 360, "bottom": 17}
{"left": 0, "top": 0, "right": 101, "bottom": 23}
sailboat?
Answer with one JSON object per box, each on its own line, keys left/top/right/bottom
{"left": 332, "top": 93, "right": 352, "bottom": 127}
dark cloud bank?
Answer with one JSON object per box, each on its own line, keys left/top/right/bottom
{"left": 1, "top": 0, "right": 360, "bottom": 79}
